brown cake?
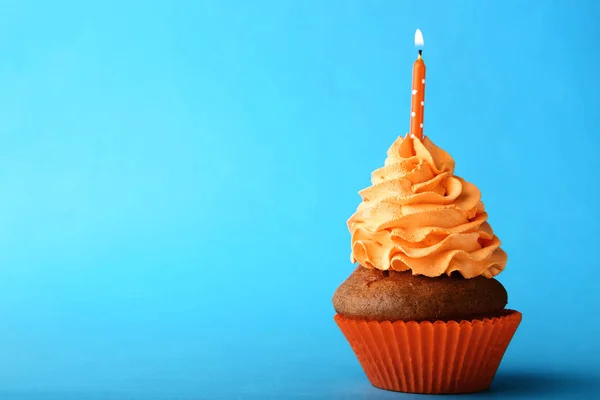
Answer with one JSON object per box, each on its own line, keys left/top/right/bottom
{"left": 333, "top": 266, "right": 507, "bottom": 322}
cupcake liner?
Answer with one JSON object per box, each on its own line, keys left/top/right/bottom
{"left": 334, "top": 310, "right": 522, "bottom": 394}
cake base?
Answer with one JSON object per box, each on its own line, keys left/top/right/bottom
{"left": 333, "top": 266, "right": 508, "bottom": 322}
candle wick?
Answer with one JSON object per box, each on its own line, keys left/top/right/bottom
{"left": 418, "top": 49, "right": 422, "bottom": 56}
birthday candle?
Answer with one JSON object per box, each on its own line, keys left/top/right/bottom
{"left": 409, "top": 29, "right": 426, "bottom": 140}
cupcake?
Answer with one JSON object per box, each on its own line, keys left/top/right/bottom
{"left": 333, "top": 135, "right": 521, "bottom": 394}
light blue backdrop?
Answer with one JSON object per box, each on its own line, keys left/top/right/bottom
{"left": 1, "top": 1, "right": 598, "bottom": 399}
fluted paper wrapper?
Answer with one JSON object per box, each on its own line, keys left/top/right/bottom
{"left": 335, "top": 310, "right": 522, "bottom": 394}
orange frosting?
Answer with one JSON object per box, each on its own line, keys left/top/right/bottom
{"left": 348, "top": 135, "right": 506, "bottom": 279}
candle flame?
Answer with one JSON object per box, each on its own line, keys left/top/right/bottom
{"left": 414, "top": 29, "right": 424, "bottom": 48}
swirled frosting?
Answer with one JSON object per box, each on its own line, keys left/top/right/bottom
{"left": 348, "top": 135, "right": 506, "bottom": 279}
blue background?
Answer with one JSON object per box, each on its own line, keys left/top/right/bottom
{"left": 1, "top": 0, "right": 599, "bottom": 399}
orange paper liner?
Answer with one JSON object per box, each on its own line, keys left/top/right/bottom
{"left": 335, "top": 310, "right": 522, "bottom": 394}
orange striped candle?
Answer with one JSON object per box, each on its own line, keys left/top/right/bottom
{"left": 409, "top": 29, "right": 426, "bottom": 140}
